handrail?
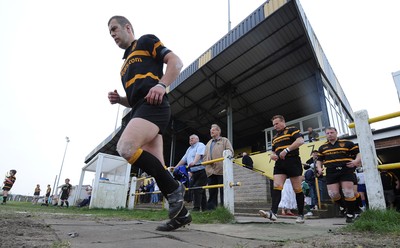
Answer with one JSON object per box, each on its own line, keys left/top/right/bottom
{"left": 377, "top": 163, "right": 400, "bottom": 170}
{"left": 349, "top": 111, "right": 400, "bottom": 128}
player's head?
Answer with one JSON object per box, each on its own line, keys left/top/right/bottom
{"left": 10, "top": 169, "right": 17, "bottom": 175}
{"left": 271, "top": 115, "right": 285, "bottom": 131}
{"left": 325, "top": 127, "right": 338, "bottom": 142}
{"left": 108, "top": 16, "right": 134, "bottom": 49}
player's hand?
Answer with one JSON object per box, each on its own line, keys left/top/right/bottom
{"left": 145, "top": 84, "right": 166, "bottom": 105}
{"left": 279, "top": 150, "right": 288, "bottom": 160}
{"left": 270, "top": 153, "right": 279, "bottom": 161}
{"left": 108, "top": 90, "right": 120, "bottom": 104}
{"left": 346, "top": 160, "right": 358, "bottom": 168}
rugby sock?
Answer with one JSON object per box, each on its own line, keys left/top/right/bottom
{"left": 355, "top": 193, "right": 363, "bottom": 208}
{"left": 3, "top": 196, "right": 6, "bottom": 203}
{"left": 345, "top": 197, "right": 357, "bottom": 215}
{"left": 333, "top": 196, "right": 346, "bottom": 209}
{"left": 271, "top": 186, "right": 283, "bottom": 214}
{"left": 66, "top": 201, "right": 69, "bottom": 207}
{"left": 131, "top": 149, "right": 179, "bottom": 196}
{"left": 295, "top": 190, "right": 305, "bottom": 215}
{"left": 362, "top": 200, "right": 366, "bottom": 207}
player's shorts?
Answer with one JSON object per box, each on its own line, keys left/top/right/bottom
{"left": 352, "top": 173, "right": 357, "bottom": 184}
{"left": 60, "top": 192, "right": 69, "bottom": 200}
{"left": 130, "top": 96, "right": 171, "bottom": 134}
{"left": 274, "top": 156, "right": 303, "bottom": 177}
{"left": 325, "top": 166, "right": 356, "bottom": 185}
{"left": 357, "top": 184, "right": 366, "bottom": 193}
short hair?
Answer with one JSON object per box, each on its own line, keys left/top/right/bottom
{"left": 271, "top": 115, "right": 285, "bottom": 122}
{"left": 312, "top": 150, "right": 318, "bottom": 153}
{"left": 325, "top": 127, "right": 337, "bottom": 132}
{"left": 189, "top": 134, "right": 199, "bottom": 140}
{"left": 10, "top": 169, "right": 17, "bottom": 174}
{"left": 108, "top": 16, "right": 134, "bottom": 34}
{"left": 211, "top": 124, "right": 221, "bottom": 132}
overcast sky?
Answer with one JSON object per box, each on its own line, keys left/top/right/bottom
{"left": 1, "top": 0, "right": 399, "bottom": 196}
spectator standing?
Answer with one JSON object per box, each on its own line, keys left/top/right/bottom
{"left": 315, "top": 127, "right": 362, "bottom": 223}
{"left": 278, "top": 179, "right": 297, "bottom": 216}
{"left": 152, "top": 180, "right": 160, "bottom": 204}
{"left": 146, "top": 178, "right": 155, "bottom": 204}
{"left": 1, "top": 169, "right": 17, "bottom": 205}
{"left": 41, "top": 185, "right": 51, "bottom": 206}
{"left": 304, "top": 150, "right": 320, "bottom": 209}
{"left": 356, "top": 167, "right": 367, "bottom": 211}
{"left": 380, "top": 170, "right": 400, "bottom": 209}
{"left": 204, "top": 124, "right": 234, "bottom": 210}
{"left": 138, "top": 181, "right": 146, "bottom": 204}
{"left": 107, "top": 15, "right": 190, "bottom": 232}
{"left": 173, "top": 134, "right": 207, "bottom": 212}
{"left": 32, "top": 184, "right": 41, "bottom": 205}
{"left": 302, "top": 177, "right": 313, "bottom": 216}
{"left": 259, "top": 115, "right": 305, "bottom": 224}
{"left": 242, "top": 152, "right": 254, "bottom": 170}
{"left": 307, "top": 127, "right": 319, "bottom": 142}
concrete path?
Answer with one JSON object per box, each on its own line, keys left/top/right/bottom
{"left": 45, "top": 215, "right": 348, "bottom": 247}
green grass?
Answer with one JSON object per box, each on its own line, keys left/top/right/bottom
{"left": 344, "top": 209, "right": 400, "bottom": 234}
{"left": 0, "top": 201, "right": 235, "bottom": 224}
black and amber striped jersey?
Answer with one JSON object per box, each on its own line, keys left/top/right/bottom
{"left": 121, "top": 34, "right": 171, "bottom": 107}
{"left": 317, "top": 139, "right": 359, "bottom": 168}
{"left": 2, "top": 175, "right": 16, "bottom": 191}
{"left": 272, "top": 126, "right": 303, "bottom": 157}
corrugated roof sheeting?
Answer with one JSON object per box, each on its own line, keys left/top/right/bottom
{"left": 86, "top": 0, "right": 358, "bottom": 164}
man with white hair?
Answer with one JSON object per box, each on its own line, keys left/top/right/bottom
{"left": 174, "top": 134, "right": 207, "bottom": 211}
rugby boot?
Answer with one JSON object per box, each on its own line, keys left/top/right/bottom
{"left": 156, "top": 212, "right": 192, "bottom": 231}
{"left": 259, "top": 209, "right": 278, "bottom": 221}
{"left": 167, "top": 181, "right": 185, "bottom": 219}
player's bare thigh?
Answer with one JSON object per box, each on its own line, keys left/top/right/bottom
{"left": 117, "top": 118, "right": 159, "bottom": 160}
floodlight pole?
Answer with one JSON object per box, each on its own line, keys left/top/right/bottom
{"left": 55, "top": 137, "right": 70, "bottom": 195}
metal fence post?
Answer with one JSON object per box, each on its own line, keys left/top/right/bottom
{"left": 128, "top": 177, "right": 137, "bottom": 210}
{"left": 223, "top": 149, "right": 235, "bottom": 215}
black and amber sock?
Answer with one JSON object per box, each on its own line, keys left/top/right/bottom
{"left": 345, "top": 196, "right": 357, "bottom": 215}
{"left": 295, "top": 189, "right": 305, "bottom": 215}
{"left": 333, "top": 196, "right": 346, "bottom": 208}
{"left": 129, "top": 149, "right": 179, "bottom": 196}
{"left": 355, "top": 193, "right": 363, "bottom": 208}
{"left": 271, "top": 186, "right": 283, "bottom": 214}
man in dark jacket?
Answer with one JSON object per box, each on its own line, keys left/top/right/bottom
{"left": 242, "top": 152, "right": 253, "bottom": 170}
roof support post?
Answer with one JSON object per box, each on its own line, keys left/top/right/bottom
{"left": 227, "top": 89, "right": 233, "bottom": 144}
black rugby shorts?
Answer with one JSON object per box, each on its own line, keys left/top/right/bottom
{"left": 130, "top": 96, "right": 171, "bottom": 134}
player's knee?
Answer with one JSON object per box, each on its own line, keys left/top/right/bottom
{"left": 294, "top": 188, "right": 303, "bottom": 194}
{"left": 342, "top": 188, "right": 354, "bottom": 198}
{"left": 328, "top": 190, "right": 339, "bottom": 200}
{"left": 116, "top": 141, "right": 138, "bottom": 161}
